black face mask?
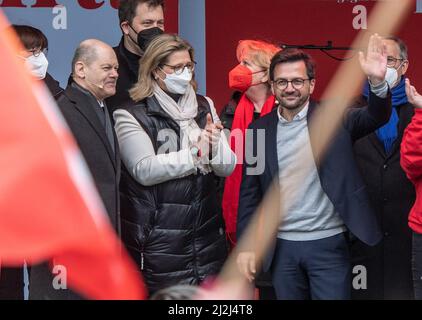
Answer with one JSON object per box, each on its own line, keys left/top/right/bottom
{"left": 129, "top": 25, "right": 164, "bottom": 52}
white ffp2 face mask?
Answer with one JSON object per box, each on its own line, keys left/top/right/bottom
{"left": 384, "top": 63, "right": 404, "bottom": 89}
{"left": 162, "top": 67, "right": 193, "bottom": 94}
{"left": 25, "top": 52, "right": 49, "bottom": 80}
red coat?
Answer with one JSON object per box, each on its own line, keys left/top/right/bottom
{"left": 401, "top": 108, "right": 422, "bottom": 234}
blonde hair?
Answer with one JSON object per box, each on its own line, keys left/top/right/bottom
{"left": 236, "top": 40, "right": 280, "bottom": 70}
{"left": 130, "top": 33, "right": 197, "bottom": 102}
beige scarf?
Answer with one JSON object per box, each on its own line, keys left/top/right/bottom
{"left": 153, "top": 83, "right": 211, "bottom": 174}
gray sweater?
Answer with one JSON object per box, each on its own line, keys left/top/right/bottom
{"left": 275, "top": 82, "right": 388, "bottom": 241}
{"left": 276, "top": 102, "right": 345, "bottom": 241}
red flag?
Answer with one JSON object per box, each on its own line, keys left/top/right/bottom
{"left": 0, "top": 11, "right": 146, "bottom": 300}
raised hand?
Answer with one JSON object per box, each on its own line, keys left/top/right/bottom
{"left": 405, "top": 79, "right": 422, "bottom": 108}
{"left": 359, "top": 33, "right": 387, "bottom": 86}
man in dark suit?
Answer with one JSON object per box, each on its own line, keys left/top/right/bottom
{"left": 29, "top": 39, "right": 120, "bottom": 299}
{"left": 106, "top": 0, "right": 164, "bottom": 115}
{"left": 236, "top": 34, "right": 391, "bottom": 300}
{"left": 352, "top": 36, "right": 415, "bottom": 300}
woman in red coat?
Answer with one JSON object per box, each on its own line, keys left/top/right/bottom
{"left": 400, "top": 78, "right": 422, "bottom": 300}
{"left": 221, "top": 40, "right": 280, "bottom": 300}
{"left": 222, "top": 40, "right": 280, "bottom": 246}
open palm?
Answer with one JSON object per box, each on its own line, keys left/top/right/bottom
{"left": 359, "top": 33, "right": 387, "bottom": 85}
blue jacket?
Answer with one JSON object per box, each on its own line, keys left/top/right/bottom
{"left": 237, "top": 91, "right": 391, "bottom": 272}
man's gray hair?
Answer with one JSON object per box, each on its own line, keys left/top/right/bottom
{"left": 71, "top": 42, "right": 98, "bottom": 74}
{"left": 384, "top": 36, "right": 408, "bottom": 60}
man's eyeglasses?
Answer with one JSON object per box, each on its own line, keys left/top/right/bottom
{"left": 162, "top": 61, "right": 196, "bottom": 75}
{"left": 28, "top": 47, "right": 48, "bottom": 57}
{"left": 273, "top": 78, "right": 311, "bottom": 90}
{"left": 386, "top": 56, "right": 404, "bottom": 68}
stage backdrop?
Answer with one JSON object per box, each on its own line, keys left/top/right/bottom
{"left": 1, "top": 0, "right": 178, "bottom": 88}
{"left": 206, "top": 0, "right": 422, "bottom": 111}
{"left": 2, "top": 0, "right": 422, "bottom": 111}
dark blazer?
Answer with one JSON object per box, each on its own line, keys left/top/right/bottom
{"left": 29, "top": 83, "right": 121, "bottom": 300}
{"left": 352, "top": 100, "right": 415, "bottom": 299}
{"left": 237, "top": 91, "right": 391, "bottom": 272}
{"left": 58, "top": 83, "right": 121, "bottom": 229}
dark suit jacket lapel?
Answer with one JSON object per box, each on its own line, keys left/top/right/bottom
{"left": 265, "top": 108, "right": 280, "bottom": 179}
{"left": 268, "top": 101, "right": 315, "bottom": 179}
{"left": 64, "top": 86, "right": 117, "bottom": 170}
{"left": 113, "top": 131, "right": 121, "bottom": 178}
{"left": 366, "top": 132, "right": 386, "bottom": 159}
{"left": 306, "top": 100, "right": 325, "bottom": 166}
{"left": 365, "top": 103, "right": 414, "bottom": 160}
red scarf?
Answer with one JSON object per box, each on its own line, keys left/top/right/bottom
{"left": 222, "top": 93, "right": 275, "bottom": 245}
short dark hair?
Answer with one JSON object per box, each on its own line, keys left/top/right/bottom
{"left": 12, "top": 25, "right": 48, "bottom": 51}
{"left": 269, "top": 48, "right": 316, "bottom": 81}
{"left": 118, "top": 0, "right": 165, "bottom": 25}
{"left": 384, "top": 36, "right": 408, "bottom": 60}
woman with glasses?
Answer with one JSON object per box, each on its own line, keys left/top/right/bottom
{"left": 113, "top": 33, "right": 236, "bottom": 295}
{"left": 13, "top": 25, "right": 63, "bottom": 100}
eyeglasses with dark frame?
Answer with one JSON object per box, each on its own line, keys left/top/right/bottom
{"left": 273, "top": 78, "right": 311, "bottom": 90}
{"left": 161, "top": 61, "right": 197, "bottom": 75}
{"left": 386, "top": 56, "right": 405, "bottom": 68}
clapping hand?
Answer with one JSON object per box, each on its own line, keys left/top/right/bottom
{"left": 204, "top": 113, "right": 223, "bottom": 158}
{"left": 405, "top": 78, "right": 422, "bottom": 109}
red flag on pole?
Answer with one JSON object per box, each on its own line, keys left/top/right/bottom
{"left": 0, "top": 11, "right": 146, "bottom": 300}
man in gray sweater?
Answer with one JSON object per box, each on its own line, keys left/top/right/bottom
{"left": 237, "top": 34, "right": 391, "bottom": 300}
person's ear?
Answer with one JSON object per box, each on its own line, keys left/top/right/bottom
{"left": 74, "top": 61, "right": 86, "bottom": 79}
{"left": 154, "top": 67, "right": 166, "bottom": 81}
{"left": 261, "top": 71, "right": 269, "bottom": 83}
{"left": 309, "top": 78, "right": 316, "bottom": 95}
{"left": 120, "top": 21, "right": 130, "bottom": 36}
{"left": 401, "top": 60, "right": 409, "bottom": 75}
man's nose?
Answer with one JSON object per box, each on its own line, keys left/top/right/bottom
{"left": 284, "top": 82, "right": 296, "bottom": 92}
{"left": 110, "top": 69, "right": 118, "bottom": 78}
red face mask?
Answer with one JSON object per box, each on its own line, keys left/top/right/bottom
{"left": 228, "top": 64, "right": 265, "bottom": 92}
